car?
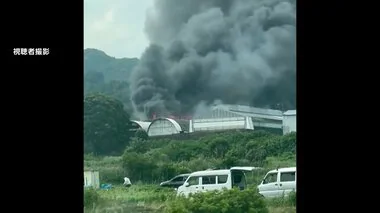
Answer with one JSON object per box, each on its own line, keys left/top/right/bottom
{"left": 160, "top": 174, "right": 190, "bottom": 188}
{"left": 257, "top": 167, "right": 296, "bottom": 198}
{"left": 177, "top": 167, "right": 262, "bottom": 197}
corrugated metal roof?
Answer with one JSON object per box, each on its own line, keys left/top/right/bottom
{"left": 131, "top": 120, "right": 151, "bottom": 131}
{"left": 283, "top": 110, "right": 296, "bottom": 116}
{"left": 172, "top": 119, "right": 190, "bottom": 132}
{"left": 215, "top": 104, "right": 283, "bottom": 116}
{"left": 164, "top": 118, "right": 183, "bottom": 131}
{"left": 192, "top": 117, "right": 253, "bottom": 132}
{"left": 148, "top": 118, "right": 189, "bottom": 133}
{"left": 212, "top": 104, "right": 283, "bottom": 120}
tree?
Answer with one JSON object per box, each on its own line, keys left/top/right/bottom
{"left": 122, "top": 152, "right": 157, "bottom": 182}
{"left": 135, "top": 129, "right": 149, "bottom": 140}
{"left": 84, "top": 71, "right": 105, "bottom": 94}
{"left": 208, "top": 137, "right": 230, "bottom": 158}
{"left": 84, "top": 93, "right": 133, "bottom": 155}
{"left": 128, "top": 137, "right": 150, "bottom": 153}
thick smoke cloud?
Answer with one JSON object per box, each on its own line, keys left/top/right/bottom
{"left": 130, "top": 0, "right": 296, "bottom": 119}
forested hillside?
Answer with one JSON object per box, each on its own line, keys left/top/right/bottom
{"left": 84, "top": 49, "right": 139, "bottom": 113}
{"left": 84, "top": 48, "right": 138, "bottom": 82}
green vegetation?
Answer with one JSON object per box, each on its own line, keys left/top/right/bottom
{"left": 84, "top": 48, "right": 138, "bottom": 114}
{"left": 84, "top": 125, "right": 296, "bottom": 212}
{"left": 84, "top": 185, "right": 295, "bottom": 213}
{"left": 85, "top": 125, "right": 296, "bottom": 184}
{"left": 165, "top": 187, "right": 268, "bottom": 213}
{"left": 83, "top": 91, "right": 296, "bottom": 212}
{"left": 266, "top": 191, "right": 296, "bottom": 208}
{"left": 97, "top": 185, "right": 175, "bottom": 203}
{"left": 84, "top": 94, "right": 134, "bottom": 155}
{"left": 84, "top": 48, "right": 138, "bottom": 82}
{"left": 84, "top": 187, "right": 100, "bottom": 208}
{"left": 120, "top": 131, "right": 295, "bottom": 183}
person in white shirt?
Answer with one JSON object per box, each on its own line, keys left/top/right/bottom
{"left": 123, "top": 177, "right": 132, "bottom": 188}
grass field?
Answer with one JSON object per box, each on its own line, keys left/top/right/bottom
{"left": 84, "top": 184, "right": 295, "bottom": 213}
{"left": 97, "top": 185, "right": 176, "bottom": 203}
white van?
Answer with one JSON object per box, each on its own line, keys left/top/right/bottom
{"left": 177, "top": 167, "right": 261, "bottom": 197}
{"left": 257, "top": 167, "right": 296, "bottom": 198}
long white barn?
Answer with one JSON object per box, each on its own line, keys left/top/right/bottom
{"left": 143, "top": 104, "right": 291, "bottom": 137}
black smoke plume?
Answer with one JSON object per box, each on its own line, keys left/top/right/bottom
{"left": 130, "top": 0, "right": 296, "bottom": 119}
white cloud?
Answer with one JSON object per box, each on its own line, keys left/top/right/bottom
{"left": 84, "top": 0, "right": 154, "bottom": 58}
{"left": 91, "top": 8, "right": 114, "bottom": 31}
{"left": 104, "top": 9, "right": 114, "bottom": 22}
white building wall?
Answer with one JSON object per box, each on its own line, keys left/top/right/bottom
{"left": 283, "top": 115, "right": 296, "bottom": 135}
{"left": 148, "top": 119, "right": 180, "bottom": 136}
{"left": 84, "top": 171, "right": 100, "bottom": 189}
{"left": 131, "top": 120, "right": 151, "bottom": 132}
{"left": 190, "top": 117, "right": 254, "bottom": 132}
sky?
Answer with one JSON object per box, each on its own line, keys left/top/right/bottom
{"left": 84, "top": 0, "right": 154, "bottom": 59}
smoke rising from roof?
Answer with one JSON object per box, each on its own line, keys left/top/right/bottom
{"left": 130, "top": 0, "right": 296, "bottom": 119}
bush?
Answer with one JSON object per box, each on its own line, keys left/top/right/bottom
{"left": 264, "top": 152, "right": 296, "bottom": 169}
{"left": 99, "top": 166, "right": 124, "bottom": 184}
{"left": 165, "top": 187, "right": 268, "bottom": 213}
{"left": 287, "top": 191, "right": 296, "bottom": 206}
{"left": 185, "top": 157, "right": 222, "bottom": 171}
{"left": 85, "top": 131, "right": 296, "bottom": 185}
{"left": 266, "top": 191, "right": 296, "bottom": 207}
{"left": 97, "top": 185, "right": 176, "bottom": 203}
{"left": 84, "top": 188, "right": 100, "bottom": 208}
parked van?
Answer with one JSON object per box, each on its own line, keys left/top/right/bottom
{"left": 257, "top": 167, "right": 296, "bottom": 198}
{"left": 177, "top": 167, "right": 261, "bottom": 197}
